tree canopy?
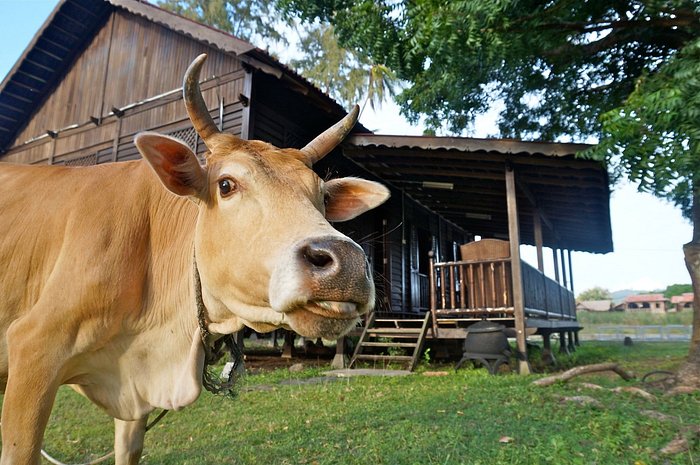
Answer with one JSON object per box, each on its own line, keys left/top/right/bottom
{"left": 159, "top": 0, "right": 288, "bottom": 46}
{"left": 591, "top": 38, "right": 700, "bottom": 220}
{"left": 664, "top": 283, "right": 694, "bottom": 298}
{"left": 281, "top": 0, "right": 700, "bottom": 139}
{"left": 159, "top": 1, "right": 397, "bottom": 111}
{"left": 577, "top": 287, "right": 613, "bottom": 302}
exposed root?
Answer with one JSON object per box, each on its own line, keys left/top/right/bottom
{"left": 532, "top": 363, "right": 634, "bottom": 387}
{"left": 666, "top": 385, "right": 700, "bottom": 396}
{"left": 611, "top": 386, "right": 656, "bottom": 401}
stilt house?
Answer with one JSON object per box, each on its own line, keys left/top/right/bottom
{"left": 0, "top": 0, "right": 613, "bottom": 372}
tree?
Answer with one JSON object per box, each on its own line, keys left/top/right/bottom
{"left": 577, "top": 287, "right": 613, "bottom": 302}
{"left": 159, "top": 0, "right": 288, "bottom": 47}
{"left": 290, "top": 23, "right": 398, "bottom": 113}
{"left": 159, "top": 2, "right": 396, "bottom": 111}
{"left": 281, "top": 1, "right": 699, "bottom": 138}
{"left": 281, "top": 0, "right": 700, "bottom": 386}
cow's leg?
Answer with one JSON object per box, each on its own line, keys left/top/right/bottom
{"left": 0, "top": 318, "right": 66, "bottom": 465}
{"left": 114, "top": 417, "right": 148, "bottom": 465}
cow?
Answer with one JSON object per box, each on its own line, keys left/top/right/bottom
{"left": 0, "top": 54, "right": 389, "bottom": 465}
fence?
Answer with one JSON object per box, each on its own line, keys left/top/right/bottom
{"left": 580, "top": 325, "right": 692, "bottom": 342}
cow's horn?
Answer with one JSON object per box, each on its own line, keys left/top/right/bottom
{"left": 183, "top": 54, "right": 220, "bottom": 145}
{"left": 301, "top": 105, "right": 359, "bottom": 165}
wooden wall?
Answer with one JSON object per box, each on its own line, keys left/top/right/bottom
{"left": 3, "top": 9, "right": 247, "bottom": 165}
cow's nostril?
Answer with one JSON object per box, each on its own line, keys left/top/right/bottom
{"left": 303, "top": 246, "right": 334, "bottom": 268}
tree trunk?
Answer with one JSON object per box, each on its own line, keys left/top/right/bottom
{"left": 678, "top": 187, "right": 700, "bottom": 387}
{"left": 678, "top": 240, "right": 700, "bottom": 386}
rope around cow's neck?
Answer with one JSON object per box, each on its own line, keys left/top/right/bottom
{"left": 193, "top": 255, "right": 245, "bottom": 396}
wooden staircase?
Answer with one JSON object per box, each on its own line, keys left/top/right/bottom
{"left": 349, "top": 312, "right": 432, "bottom": 371}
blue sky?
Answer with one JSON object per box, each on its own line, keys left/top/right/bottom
{"left": 0, "top": 0, "right": 693, "bottom": 293}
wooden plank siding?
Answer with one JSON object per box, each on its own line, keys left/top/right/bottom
{"left": 3, "top": 9, "right": 246, "bottom": 165}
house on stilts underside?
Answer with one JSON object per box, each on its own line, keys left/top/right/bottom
{"left": 0, "top": 0, "right": 612, "bottom": 373}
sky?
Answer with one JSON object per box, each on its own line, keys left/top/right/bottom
{"left": 0, "top": 0, "right": 693, "bottom": 294}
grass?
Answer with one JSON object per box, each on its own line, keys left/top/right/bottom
{"left": 2, "top": 342, "right": 698, "bottom": 464}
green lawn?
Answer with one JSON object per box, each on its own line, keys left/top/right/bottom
{"left": 3, "top": 342, "right": 698, "bottom": 465}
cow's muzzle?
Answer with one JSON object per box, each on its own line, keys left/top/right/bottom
{"left": 268, "top": 235, "right": 374, "bottom": 339}
{"left": 296, "top": 236, "right": 371, "bottom": 303}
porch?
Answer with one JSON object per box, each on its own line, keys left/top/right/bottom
{"left": 339, "top": 134, "right": 612, "bottom": 373}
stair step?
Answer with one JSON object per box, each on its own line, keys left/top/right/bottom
{"left": 354, "top": 354, "right": 413, "bottom": 362}
{"left": 361, "top": 341, "right": 418, "bottom": 348}
{"left": 366, "top": 328, "right": 423, "bottom": 335}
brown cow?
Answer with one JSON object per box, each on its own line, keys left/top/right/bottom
{"left": 0, "top": 54, "right": 389, "bottom": 465}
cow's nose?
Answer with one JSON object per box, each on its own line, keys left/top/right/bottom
{"left": 297, "top": 236, "right": 367, "bottom": 282}
{"left": 303, "top": 242, "right": 335, "bottom": 269}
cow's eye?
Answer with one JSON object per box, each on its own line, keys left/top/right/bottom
{"left": 218, "top": 178, "right": 237, "bottom": 198}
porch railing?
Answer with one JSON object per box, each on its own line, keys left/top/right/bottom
{"left": 429, "top": 253, "right": 576, "bottom": 321}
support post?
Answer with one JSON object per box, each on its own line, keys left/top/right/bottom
{"left": 542, "top": 332, "right": 556, "bottom": 365}
{"left": 533, "top": 212, "right": 544, "bottom": 273}
{"left": 558, "top": 331, "right": 570, "bottom": 355}
{"left": 568, "top": 331, "right": 576, "bottom": 352}
{"left": 505, "top": 164, "right": 531, "bottom": 375}
{"left": 281, "top": 330, "right": 295, "bottom": 359}
{"left": 428, "top": 251, "right": 438, "bottom": 338}
{"left": 568, "top": 249, "right": 575, "bottom": 294}
{"left": 48, "top": 136, "right": 57, "bottom": 165}
{"left": 240, "top": 69, "right": 253, "bottom": 140}
{"left": 111, "top": 116, "right": 122, "bottom": 163}
{"left": 560, "top": 248, "right": 568, "bottom": 289}
{"left": 553, "top": 248, "right": 560, "bottom": 284}
{"left": 331, "top": 337, "right": 349, "bottom": 369}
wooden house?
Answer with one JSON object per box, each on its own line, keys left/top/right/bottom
{"left": 0, "top": 0, "right": 613, "bottom": 373}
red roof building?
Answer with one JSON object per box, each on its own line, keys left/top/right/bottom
{"left": 621, "top": 293, "right": 669, "bottom": 313}
{"left": 671, "top": 293, "right": 694, "bottom": 312}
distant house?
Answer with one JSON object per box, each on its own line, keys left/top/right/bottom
{"left": 576, "top": 300, "right": 613, "bottom": 312}
{"left": 618, "top": 293, "right": 669, "bottom": 313}
{"left": 671, "top": 293, "right": 694, "bottom": 312}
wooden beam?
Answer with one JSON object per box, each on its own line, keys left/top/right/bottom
{"left": 110, "top": 116, "right": 122, "bottom": 163}
{"left": 516, "top": 177, "right": 557, "bottom": 235}
{"left": 505, "top": 164, "right": 531, "bottom": 375}
{"left": 568, "top": 249, "right": 575, "bottom": 294}
{"left": 560, "top": 248, "right": 568, "bottom": 289}
{"left": 534, "top": 212, "right": 544, "bottom": 272}
{"left": 97, "top": 13, "right": 116, "bottom": 123}
{"left": 240, "top": 70, "right": 253, "bottom": 140}
{"left": 48, "top": 136, "right": 57, "bottom": 165}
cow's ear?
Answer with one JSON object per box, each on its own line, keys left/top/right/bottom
{"left": 324, "top": 178, "right": 390, "bottom": 222}
{"left": 135, "top": 132, "right": 206, "bottom": 197}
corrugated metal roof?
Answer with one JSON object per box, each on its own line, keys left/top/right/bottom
{"left": 348, "top": 134, "right": 591, "bottom": 158}
{"left": 344, "top": 134, "right": 613, "bottom": 254}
